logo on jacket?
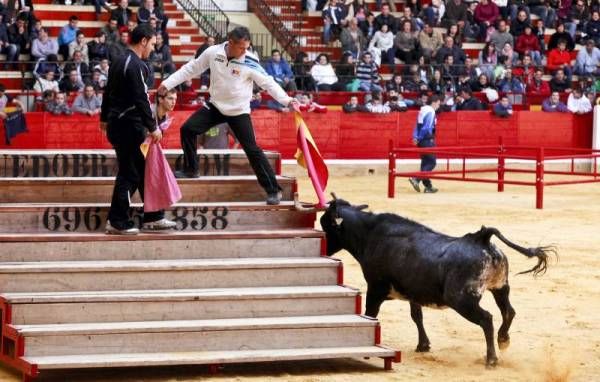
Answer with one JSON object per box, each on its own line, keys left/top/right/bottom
{"left": 231, "top": 68, "right": 241, "bottom": 77}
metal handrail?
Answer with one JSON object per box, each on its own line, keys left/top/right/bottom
{"left": 174, "top": 0, "right": 230, "bottom": 41}
{"left": 248, "top": 0, "right": 302, "bottom": 58}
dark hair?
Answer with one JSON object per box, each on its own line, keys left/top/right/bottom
{"left": 316, "top": 53, "right": 330, "bottom": 63}
{"left": 271, "top": 49, "right": 280, "bottom": 55}
{"left": 76, "top": 31, "right": 85, "bottom": 38}
{"left": 0, "top": 84, "right": 5, "bottom": 93}
{"left": 95, "top": 30, "right": 106, "bottom": 38}
{"left": 69, "top": 15, "right": 79, "bottom": 22}
{"left": 228, "top": 26, "right": 251, "bottom": 42}
{"left": 429, "top": 95, "right": 441, "bottom": 104}
{"left": 130, "top": 23, "right": 155, "bottom": 44}
{"left": 84, "top": 84, "right": 95, "bottom": 91}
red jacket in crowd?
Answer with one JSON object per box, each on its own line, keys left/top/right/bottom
{"left": 547, "top": 49, "right": 573, "bottom": 71}
{"left": 527, "top": 79, "right": 552, "bottom": 95}
{"left": 515, "top": 34, "right": 541, "bottom": 55}
{"left": 474, "top": 2, "right": 500, "bottom": 24}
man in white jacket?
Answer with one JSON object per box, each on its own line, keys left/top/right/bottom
{"left": 158, "top": 27, "right": 300, "bottom": 205}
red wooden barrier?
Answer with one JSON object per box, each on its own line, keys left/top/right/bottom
{"left": 1, "top": 111, "right": 593, "bottom": 158}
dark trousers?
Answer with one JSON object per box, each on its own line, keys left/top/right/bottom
{"left": 180, "top": 102, "right": 280, "bottom": 194}
{"left": 418, "top": 138, "right": 437, "bottom": 189}
{"left": 107, "top": 119, "right": 164, "bottom": 229}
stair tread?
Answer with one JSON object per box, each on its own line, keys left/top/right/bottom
{"left": 13, "top": 315, "right": 377, "bottom": 335}
{"left": 0, "top": 257, "right": 338, "bottom": 273}
{"left": 1, "top": 285, "right": 357, "bottom": 303}
{"left": 24, "top": 346, "right": 396, "bottom": 369}
{"left": 0, "top": 175, "right": 293, "bottom": 183}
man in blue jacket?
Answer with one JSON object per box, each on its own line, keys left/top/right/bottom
{"left": 265, "top": 49, "right": 297, "bottom": 92}
{"left": 409, "top": 95, "right": 441, "bottom": 194}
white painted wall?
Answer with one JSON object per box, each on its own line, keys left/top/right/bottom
{"left": 214, "top": 0, "right": 247, "bottom": 11}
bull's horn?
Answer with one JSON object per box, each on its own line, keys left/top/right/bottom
{"left": 293, "top": 192, "right": 318, "bottom": 212}
{"left": 355, "top": 204, "right": 369, "bottom": 211}
{"left": 331, "top": 192, "right": 338, "bottom": 200}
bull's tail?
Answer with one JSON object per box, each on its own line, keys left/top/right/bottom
{"left": 476, "top": 226, "right": 557, "bottom": 277}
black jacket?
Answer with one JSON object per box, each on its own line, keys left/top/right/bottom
{"left": 111, "top": 7, "right": 133, "bottom": 27}
{"left": 101, "top": 49, "right": 155, "bottom": 133}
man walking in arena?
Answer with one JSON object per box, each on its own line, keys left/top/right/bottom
{"left": 101, "top": 23, "right": 176, "bottom": 234}
{"left": 409, "top": 95, "right": 441, "bottom": 194}
{"left": 158, "top": 26, "right": 300, "bottom": 205}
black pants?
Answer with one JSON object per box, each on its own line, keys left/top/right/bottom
{"left": 180, "top": 102, "right": 280, "bottom": 194}
{"left": 107, "top": 119, "right": 164, "bottom": 229}
{"left": 418, "top": 138, "right": 437, "bottom": 189}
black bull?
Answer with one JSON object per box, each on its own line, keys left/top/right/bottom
{"left": 320, "top": 197, "right": 555, "bottom": 367}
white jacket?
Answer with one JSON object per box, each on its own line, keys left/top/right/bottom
{"left": 161, "top": 42, "right": 293, "bottom": 116}
{"left": 567, "top": 94, "right": 592, "bottom": 114}
{"left": 369, "top": 31, "right": 394, "bottom": 52}
{"left": 310, "top": 63, "right": 338, "bottom": 85}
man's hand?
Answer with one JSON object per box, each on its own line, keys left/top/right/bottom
{"left": 289, "top": 99, "right": 301, "bottom": 113}
{"left": 87, "top": 110, "right": 94, "bottom": 116}
{"left": 157, "top": 85, "right": 168, "bottom": 97}
{"left": 150, "top": 128, "right": 163, "bottom": 143}
{"left": 412, "top": 138, "right": 419, "bottom": 146}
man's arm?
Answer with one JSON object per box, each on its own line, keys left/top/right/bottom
{"left": 248, "top": 64, "right": 296, "bottom": 109}
{"left": 72, "top": 95, "right": 89, "bottom": 114}
{"left": 128, "top": 59, "right": 156, "bottom": 132}
{"left": 159, "top": 48, "right": 211, "bottom": 92}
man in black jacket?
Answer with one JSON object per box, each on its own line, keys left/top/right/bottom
{"left": 101, "top": 23, "right": 175, "bottom": 234}
{"left": 455, "top": 88, "right": 486, "bottom": 110}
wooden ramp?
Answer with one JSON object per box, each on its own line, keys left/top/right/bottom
{"left": 0, "top": 149, "right": 400, "bottom": 381}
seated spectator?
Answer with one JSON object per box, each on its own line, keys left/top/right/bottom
{"left": 435, "top": 35, "right": 466, "bottom": 64}
{"left": 510, "top": 9, "right": 530, "bottom": 37}
{"left": 151, "top": 33, "right": 175, "bottom": 77}
{"left": 550, "top": 68, "right": 572, "bottom": 93}
{"left": 111, "top": 0, "right": 133, "bottom": 28}
{"left": 547, "top": 39, "right": 573, "bottom": 78}
{"left": 358, "top": 12, "right": 377, "bottom": 41}
{"left": 497, "top": 69, "right": 525, "bottom": 93}
{"left": 94, "top": 58, "right": 110, "bottom": 84}
{"left": 527, "top": 68, "right": 551, "bottom": 95}
{"left": 374, "top": 3, "right": 397, "bottom": 34}
{"left": 310, "top": 53, "right": 340, "bottom": 91}
{"left": 586, "top": 11, "right": 600, "bottom": 46}
{"left": 64, "top": 50, "right": 90, "bottom": 84}
{"left": 68, "top": 31, "right": 89, "bottom": 64}
{"left": 250, "top": 91, "right": 263, "bottom": 110}
{"left": 356, "top": 51, "right": 382, "bottom": 92}
{"left": 422, "top": 0, "right": 445, "bottom": 27}
{"left": 293, "top": 51, "right": 315, "bottom": 91}
{"left": 335, "top": 52, "right": 356, "bottom": 91}
{"left": 474, "top": 0, "right": 500, "bottom": 40}
{"left": 87, "top": 69, "right": 106, "bottom": 91}
{"left": 34, "top": 69, "right": 60, "bottom": 94}
{"left": 72, "top": 84, "right": 102, "bottom": 116}
{"left": 418, "top": 23, "right": 443, "bottom": 61}
{"left": 340, "top": 18, "right": 366, "bottom": 59}
{"left": 515, "top": 25, "right": 542, "bottom": 65}
{"left": 547, "top": 23, "right": 575, "bottom": 51}
{"left": 29, "top": 20, "right": 43, "bottom": 42}
{"left": 297, "top": 92, "right": 327, "bottom": 112}
{"left": 456, "top": 87, "right": 486, "bottom": 110}
{"left": 513, "top": 54, "right": 536, "bottom": 84}
{"left": 58, "top": 16, "right": 79, "bottom": 59}
{"left": 88, "top": 31, "right": 109, "bottom": 65}
{"left": 322, "top": 0, "right": 348, "bottom": 44}
{"left": 533, "top": 19, "right": 546, "bottom": 51}
{"left": 471, "top": 73, "right": 494, "bottom": 92}
{"left": 31, "top": 28, "right": 58, "bottom": 61}
{"left": 265, "top": 49, "right": 297, "bottom": 92}
{"left": 101, "top": 18, "right": 120, "bottom": 44}
{"left": 127, "top": 19, "right": 138, "bottom": 33}
{"left": 493, "top": 95, "right": 513, "bottom": 117}
{"left": 45, "top": 91, "right": 72, "bottom": 115}
{"left": 490, "top": 19, "right": 513, "bottom": 51}
{"left": 394, "top": 20, "right": 418, "bottom": 64}
{"left": 137, "top": 0, "right": 168, "bottom": 31}
{"left": 8, "top": 18, "right": 29, "bottom": 57}
{"left": 369, "top": 23, "right": 395, "bottom": 66}
{"left": 40, "top": 90, "right": 55, "bottom": 111}
{"left": 59, "top": 69, "right": 84, "bottom": 94}
{"left": 386, "top": 95, "right": 409, "bottom": 111}
{"left": 0, "top": 14, "right": 19, "bottom": 70}
{"left": 442, "top": 0, "right": 468, "bottom": 30}
{"left": 365, "top": 91, "right": 391, "bottom": 113}
{"left": 500, "top": 42, "right": 519, "bottom": 65}
{"left": 567, "top": 89, "right": 592, "bottom": 113}
{"left": 542, "top": 91, "right": 569, "bottom": 112}
{"left": 400, "top": 7, "right": 423, "bottom": 32}
{"left": 575, "top": 39, "right": 600, "bottom": 76}
{"left": 343, "top": 95, "right": 364, "bottom": 113}
{"left": 478, "top": 41, "right": 498, "bottom": 80}
{"left": 429, "top": 68, "right": 446, "bottom": 94}
{"left": 108, "top": 30, "right": 129, "bottom": 62}
{"left": 441, "top": 54, "right": 461, "bottom": 85}
{"left": 565, "top": 0, "right": 588, "bottom": 39}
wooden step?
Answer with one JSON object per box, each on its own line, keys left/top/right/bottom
{"left": 0, "top": 201, "right": 315, "bottom": 233}
{"left": 1, "top": 286, "right": 359, "bottom": 325}
{"left": 0, "top": 230, "right": 324, "bottom": 262}
{"left": 0, "top": 257, "right": 341, "bottom": 292}
{"left": 11, "top": 315, "right": 377, "bottom": 357}
{"left": 0, "top": 149, "right": 280, "bottom": 177}
{"left": 0, "top": 176, "right": 295, "bottom": 203}
{"left": 24, "top": 346, "right": 397, "bottom": 370}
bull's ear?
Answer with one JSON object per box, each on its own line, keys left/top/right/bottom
{"left": 355, "top": 204, "right": 369, "bottom": 211}
{"left": 335, "top": 217, "right": 344, "bottom": 226}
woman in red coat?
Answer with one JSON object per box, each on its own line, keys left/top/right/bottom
{"left": 547, "top": 39, "right": 573, "bottom": 78}
{"left": 474, "top": 0, "right": 500, "bottom": 40}
{"left": 515, "top": 25, "right": 542, "bottom": 65}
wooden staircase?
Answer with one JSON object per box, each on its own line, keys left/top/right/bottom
{"left": 0, "top": 149, "right": 400, "bottom": 381}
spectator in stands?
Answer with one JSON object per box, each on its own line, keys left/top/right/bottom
{"left": 440, "top": 54, "right": 460, "bottom": 85}
{"left": 45, "top": 91, "right": 72, "bottom": 115}
{"left": 547, "top": 39, "right": 573, "bottom": 78}
{"left": 58, "top": 16, "right": 79, "bottom": 60}
{"left": 92, "top": 0, "right": 112, "bottom": 21}
{"left": 8, "top": 18, "right": 29, "bottom": 56}
{"left": 575, "top": 39, "right": 600, "bottom": 75}
{"left": 88, "top": 69, "right": 106, "bottom": 90}
{"left": 297, "top": 92, "right": 327, "bottom": 112}
{"left": 265, "top": 49, "right": 296, "bottom": 92}
{"left": 567, "top": 88, "right": 592, "bottom": 113}
{"left": 138, "top": 0, "right": 168, "bottom": 31}
{"left": 386, "top": 74, "right": 404, "bottom": 92}
{"left": 112, "top": 0, "right": 133, "bottom": 28}
{"left": 528, "top": 67, "right": 551, "bottom": 94}
{"left": 513, "top": 53, "right": 536, "bottom": 83}
{"left": 586, "top": 11, "right": 600, "bottom": 46}
{"left": 150, "top": 33, "right": 175, "bottom": 78}
{"left": 88, "top": 31, "right": 109, "bottom": 65}
{"left": 565, "top": 0, "right": 589, "bottom": 39}
{"left": 530, "top": 0, "right": 556, "bottom": 28}
{"left": 471, "top": 73, "right": 493, "bottom": 91}
{"left": 548, "top": 22, "right": 575, "bottom": 51}
{"left": 436, "top": 35, "right": 466, "bottom": 64}
{"left": 127, "top": 19, "right": 138, "bottom": 33}
{"left": 0, "top": 14, "right": 19, "bottom": 70}
{"left": 464, "top": 4, "right": 480, "bottom": 41}
{"left": 462, "top": 56, "right": 481, "bottom": 80}
{"left": 29, "top": 20, "right": 42, "bottom": 41}
{"left": 34, "top": 69, "right": 59, "bottom": 93}
{"left": 375, "top": 2, "right": 397, "bottom": 34}
{"left": 65, "top": 50, "right": 91, "bottom": 83}
{"left": 510, "top": 9, "right": 530, "bottom": 37}
{"left": 0, "top": 83, "right": 18, "bottom": 119}
{"left": 497, "top": 69, "right": 525, "bottom": 93}
{"left": 195, "top": 36, "right": 215, "bottom": 58}
{"left": 443, "top": 0, "right": 469, "bottom": 30}
{"left": 478, "top": 41, "right": 498, "bottom": 80}
{"left": 102, "top": 18, "right": 120, "bottom": 44}
{"left": 73, "top": 84, "right": 102, "bottom": 115}
{"left": 394, "top": 20, "right": 418, "bottom": 64}
{"left": 343, "top": 95, "right": 366, "bottom": 112}
{"left": 59, "top": 69, "right": 84, "bottom": 94}
{"left": 456, "top": 87, "right": 486, "bottom": 109}
{"left": 359, "top": 12, "right": 376, "bottom": 41}
{"left": 376, "top": 0, "right": 396, "bottom": 12}
{"left": 346, "top": 0, "right": 368, "bottom": 22}
{"left": 31, "top": 27, "right": 58, "bottom": 61}
{"left": 69, "top": 31, "right": 89, "bottom": 65}
{"left": 94, "top": 58, "right": 110, "bottom": 83}
{"left": 311, "top": 53, "right": 340, "bottom": 90}
{"left": 399, "top": 7, "right": 423, "bottom": 32}
{"left": 293, "top": 51, "right": 315, "bottom": 91}
{"left": 429, "top": 68, "right": 446, "bottom": 94}
{"left": 335, "top": 51, "right": 357, "bottom": 90}
{"left": 490, "top": 19, "right": 514, "bottom": 51}
{"left": 369, "top": 23, "right": 395, "bottom": 66}
{"left": 109, "top": 30, "right": 129, "bottom": 62}
{"left": 356, "top": 51, "right": 381, "bottom": 92}
{"left": 550, "top": 68, "right": 572, "bottom": 92}
{"left": 542, "top": 91, "right": 569, "bottom": 111}
{"left": 322, "top": 0, "right": 347, "bottom": 44}
{"left": 474, "top": 0, "right": 500, "bottom": 40}
{"left": 340, "top": 18, "right": 366, "bottom": 59}
{"left": 502, "top": 42, "right": 520, "bottom": 66}
{"left": 418, "top": 23, "right": 444, "bottom": 61}
{"left": 365, "top": 91, "right": 391, "bottom": 113}
{"left": 493, "top": 95, "right": 513, "bottom": 117}
{"left": 515, "top": 25, "right": 542, "bottom": 65}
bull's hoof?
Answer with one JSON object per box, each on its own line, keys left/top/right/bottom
{"left": 486, "top": 356, "right": 499, "bottom": 368}
{"left": 415, "top": 343, "right": 431, "bottom": 352}
{"left": 498, "top": 337, "right": 510, "bottom": 350}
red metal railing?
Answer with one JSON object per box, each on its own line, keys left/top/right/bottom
{"left": 388, "top": 138, "right": 600, "bottom": 209}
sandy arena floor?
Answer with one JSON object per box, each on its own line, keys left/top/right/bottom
{"left": 1, "top": 171, "right": 599, "bottom": 382}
